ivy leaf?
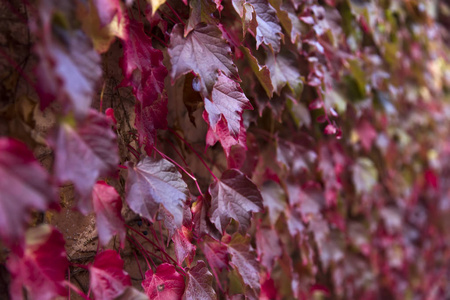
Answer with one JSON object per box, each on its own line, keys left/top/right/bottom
{"left": 204, "top": 72, "right": 253, "bottom": 137}
{"left": 48, "top": 109, "right": 119, "bottom": 215}
{"left": 148, "top": 0, "right": 167, "bottom": 15}
{"left": 169, "top": 23, "right": 239, "bottom": 96}
{"left": 186, "top": 0, "right": 218, "bottom": 35}
{"left": 227, "top": 233, "right": 260, "bottom": 291}
{"left": 184, "top": 261, "right": 217, "bottom": 300}
{"left": 247, "top": 0, "right": 283, "bottom": 53}
{"left": 125, "top": 157, "right": 188, "bottom": 228}
{"left": 232, "top": 0, "right": 258, "bottom": 36}
{"left": 192, "top": 195, "right": 221, "bottom": 240}
{"left": 142, "top": 263, "right": 185, "bottom": 300}
{"left": 240, "top": 46, "right": 274, "bottom": 98}
{"left": 92, "top": 0, "right": 122, "bottom": 26}
{"left": 266, "top": 51, "right": 303, "bottom": 98}
{"left": 205, "top": 115, "right": 247, "bottom": 158}
{"left": 7, "top": 225, "right": 68, "bottom": 300}
{"left": 120, "top": 20, "right": 168, "bottom": 150}
{"left": 92, "top": 181, "right": 126, "bottom": 247}
{"left": 89, "top": 250, "right": 132, "bottom": 300}
{"left": 172, "top": 227, "right": 196, "bottom": 265}
{"left": 209, "top": 169, "right": 263, "bottom": 234}
{"left": 256, "top": 227, "right": 282, "bottom": 271}
{"left": 200, "top": 236, "right": 229, "bottom": 273}
{"left": 34, "top": 26, "right": 101, "bottom": 117}
{"left": 270, "top": 0, "right": 302, "bottom": 45}
{"left": 260, "top": 180, "right": 287, "bottom": 226}
{"left": 0, "top": 138, "right": 57, "bottom": 250}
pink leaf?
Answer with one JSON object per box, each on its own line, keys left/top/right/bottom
{"left": 90, "top": 250, "right": 131, "bottom": 300}
{"left": 169, "top": 23, "right": 239, "bottom": 96}
{"left": 125, "top": 157, "right": 188, "bottom": 228}
{"left": 7, "top": 225, "right": 68, "bottom": 300}
{"left": 120, "top": 20, "right": 169, "bottom": 150}
{"left": 48, "top": 109, "right": 119, "bottom": 215}
{"left": 205, "top": 114, "right": 247, "bottom": 158}
{"left": 256, "top": 227, "right": 282, "bottom": 271}
{"left": 92, "top": 0, "right": 122, "bottom": 26}
{"left": 209, "top": 169, "right": 263, "bottom": 233}
{"left": 201, "top": 236, "right": 229, "bottom": 273}
{"left": 204, "top": 72, "right": 253, "bottom": 137}
{"left": 0, "top": 138, "right": 57, "bottom": 251}
{"left": 324, "top": 124, "right": 337, "bottom": 135}
{"left": 92, "top": 181, "right": 126, "bottom": 247}
{"left": 183, "top": 261, "right": 217, "bottom": 300}
{"left": 172, "top": 227, "right": 196, "bottom": 265}
{"left": 142, "top": 263, "right": 185, "bottom": 300}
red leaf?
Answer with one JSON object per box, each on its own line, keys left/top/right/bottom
{"left": 125, "top": 157, "right": 188, "bottom": 228}
{"left": 48, "top": 109, "right": 119, "bottom": 215}
{"left": 324, "top": 124, "right": 337, "bottom": 135}
{"left": 120, "top": 20, "right": 169, "bottom": 150}
{"left": 205, "top": 72, "right": 253, "bottom": 137}
{"left": 0, "top": 138, "right": 57, "bottom": 250}
{"left": 172, "top": 227, "right": 196, "bottom": 265}
{"left": 7, "top": 225, "right": 68, "bottom": 300}
{"left": 356, "top": 119, "right": 377, "bottom": 151}
{"left": 227, "top": 233, "right": 260, "bottom": 291}
{"left": 209, "top": 169, "right": 263, "bottom": 233}
{"left": 183, "top": 261, "right": 217, "bottom": 300}
{"left": 200, "top": 236, "right": 229, "bottom": 273}
{"left": 205, "top": 114, "right": 247, "bottom": 158}
{"left": 92, "top": 181, "right": 126, "bottom": 247}
{"left": 169, "top": 23, "right": 239, "bottom": 96}
{"left": 90, "top": 250, "right": 131, "bottom": 300}
{"left": 142, "top": 263, "right": 185, "bottom": 300}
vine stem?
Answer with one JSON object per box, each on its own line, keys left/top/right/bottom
{"left": 132, "top": 249, "right": 144, "bottom": 279}
{"left": 127, "top": 235, "right": 157, "bottom": 269}
{"left": 153, "top": 146, "right": 204, "bottom": 196}
{"left": 125, "top": 224, "right": 183, "bottom": 272}
{"left": 64, "top": 281, "right": 90, "bottom": 300}
{"left": 165, "top": 2, "right": 185, "bottom": 26}
{"left": 168, "top": 128, "right": 219, "bottom": 181}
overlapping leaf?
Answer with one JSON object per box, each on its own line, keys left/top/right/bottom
{"left": 7, "top": 225, "right": 68, "bottom": 300}
{"left": 227, "top": 233, "right": 260, "bottom": 291}
{"left": 92, "top": 181, "right": 126, "bottom": 247}
{"left": 47, "top": 109, "right": 119, "bottom": 215}
{"left": 209, "top": 169, "right": 263, "bottom": 233}
{"left": 125, "top": 157, "right": 188, "bottom": 228}
{"left": 0, "top": 138, "right": 57, "bottom": 250}
{"left": 183, "top": 261, "right": 217, "bottom": 300}
{"left": 169, "top": 23, "right": 239, "bottom": 96}
{"left": 142, "top": 263, "right": 185, "bottom": 300}
{"left": 205, "top": 115, "right": 247, "bottom": 158}
{"left": 204, "top": 72, "right": 253, "bottom": 137}
{"left": 266, "top": 51, "right": 303, "bottom": 98}
{"left": 89, "top": 250, "right": 131, "bottom": 300}
{"left": 120, "top": 20, "right": 168, "bottom": 150}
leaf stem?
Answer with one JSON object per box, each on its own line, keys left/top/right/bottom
{"left": 127, "top": 235, "right": 156, "bottom": 269}
{"left": 169, "top": 128, "right": 219, "bottom": 181}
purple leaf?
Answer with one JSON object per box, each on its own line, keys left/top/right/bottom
{"left": 125, "top": 157, "right": 188, "bottom": 228}
{"left": 256, "top": 227, "right": 282, "bottom": 271}
{"left": 260, "top": 180, "right": 287, "bottom": 226}
{"left": 227, "top": 233, "right": 260, "bottom": 291}
{"left": 266, "top": 51, "right": 303, "bottom": 98}
{"left": 7, "top": 225, "right": 68, "bottom": 300}
{"left": 200, "top": 236, "right": 229, "bottom": 273}
{"left": 92, "top": 181, "right": 126, "bottom": 247}
{"left": 169, "top": 23, "right": 238, "bottom": 96}
{"left": 247, "top": 0, "right": 283, "bottom": 53}
{"left": 209, "top": 169, "right": 263, "bottom": 233}
{"left": 192, "top": 195, "right": 221, "bottom": 240}
{"left": 142, "top": 263, "right": 185, "bottom": 300}
{"left": 90, "top": 250, "right": 132, "bottom": 300}
{"left": 0, "top": 138, "right": 57, "bottom": 251}
{"left": 184, "top": 260, "right": 217, "bottom": 300}
{"left": 186, "top": 0, "right": 218, "bottom": 35}
{"left": 205, "top": 115, "right": 247, "bottom": 158}
{"left": 92, "top": 0, "right": 122, "bottom": 26}
{"left": 204, "top": 72, "right": 253, "bottom": 137}
{"left": 34, "top": 16, "right": 101, "bottom": 117}
{"left": 47, "top": 109, "right": 119, "bottom": 215}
